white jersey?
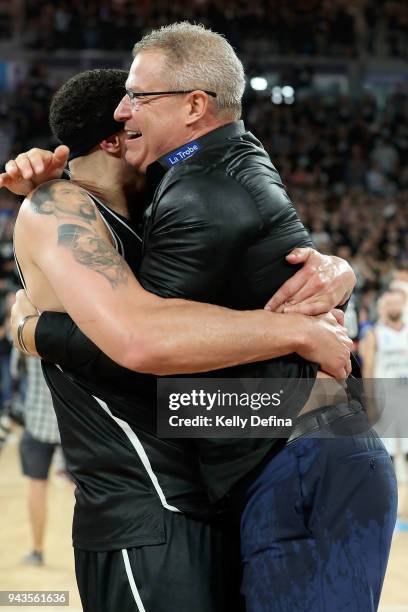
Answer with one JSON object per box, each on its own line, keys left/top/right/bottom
{"left": 373, "top": 322, "right": 408, "bottom": 379}
{"left": 374, "top": 322, "right": 408, "bottom": 470}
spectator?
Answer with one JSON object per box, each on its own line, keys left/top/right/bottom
{"left": 359, "top": 290, "right": 408, "bottom": 490}
{"left": 11, "top": 350, "right": 61, "bottom": 566}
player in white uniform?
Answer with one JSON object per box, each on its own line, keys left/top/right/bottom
{"left": 361, "top": 289, "right": 408, "bottom": 484}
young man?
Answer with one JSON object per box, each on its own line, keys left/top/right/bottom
{"left": 16, "top": 353, "right": 61, "bottom": 566}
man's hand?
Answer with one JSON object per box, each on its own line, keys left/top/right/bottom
{"left": 0, "top": 145, "right": 69, "bottom": 196}
{"left": 265, "top": 248, "right": 356, "bottom": 315}
{"left": 11, "top": 290, "right": 39, "bottom": 355}
{"left": 297, "top": 311, "right": 352, "bottom": 378}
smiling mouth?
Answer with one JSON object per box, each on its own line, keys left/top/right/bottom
{"left": 126, "top": 131, "right": 142, "bottom": 140}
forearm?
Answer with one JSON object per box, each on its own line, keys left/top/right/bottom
{"left": 33, "top": 301, "right": 306, "bottom": 375}
{"left": 120, "top": 299, "right": 305, "bottom": 374}
{"left": 360, "top": 333, "right": 375, "bottom": 379}
{"left": 362, "top": 360, "right": 374, "bottom": 379}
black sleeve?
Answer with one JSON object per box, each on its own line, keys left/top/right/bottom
{"left": 35, "top": 312, "right": 101, "bottom": 368}
{"left": 35, "top": 311, "right": 149, "bottom": 394}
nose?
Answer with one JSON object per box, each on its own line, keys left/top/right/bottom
{"left": 114, "top": 94, "right": 132, "bottom": 121}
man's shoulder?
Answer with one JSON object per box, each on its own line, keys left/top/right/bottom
{"left": 168, "top": 133, "right": 281, "bottom": 191}
{"left": 150, "top": 129, "right": 290, "bottom": 227}
{"left": 17, "top": 178, "right": 112, "bottom": 252}
{"left": 152, "top": 161, "right": 253, "bottom": 225}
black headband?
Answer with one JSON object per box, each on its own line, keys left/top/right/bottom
{"left": 67, "top": 117, "right": 124, "bottom": 161}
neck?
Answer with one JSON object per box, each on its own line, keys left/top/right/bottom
{"left": 186, "top": 116, "right": 234, "bottom": 143}
{"left": 69, "top": 150, "right": 130, "bottom": 219}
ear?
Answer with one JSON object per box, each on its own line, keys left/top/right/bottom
{"left": 185, "top": 91, "right": 210, "bottom": 126}
{"left": 99, "top": 134, "right": 121, "bottom": 155}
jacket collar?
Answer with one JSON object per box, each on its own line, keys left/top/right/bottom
{"left": 145, "top": 121, "right": 245, "bottom": 188}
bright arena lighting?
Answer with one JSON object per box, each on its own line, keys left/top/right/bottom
{"left": 281, "top": 85, "right": 295, "bottom": 98}
{"left": 271, "top": 85, "right": 295, "bottom": 105}
{"left": 271, "top": 86, "right": 283, "bottom": 104}
{"left": 282, "top": 85, "right": 295, "bottom": 104}
{"left": 250, "top": 77, "right": 268, "bottom": 91}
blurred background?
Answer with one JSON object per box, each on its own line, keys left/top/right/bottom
{"left": 0, "top": 1, "right": 407, "bottom": 610}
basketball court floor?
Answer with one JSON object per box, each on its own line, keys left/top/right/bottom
{"left": 1, "top": 428, "right": 407, "bottom": 612}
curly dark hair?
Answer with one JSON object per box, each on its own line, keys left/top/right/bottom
{"left": 49, "top": 68, "right": 128, "bottom": 160}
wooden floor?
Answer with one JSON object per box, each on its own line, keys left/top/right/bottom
{"left": 0, "top": 430, "right": 81, "bottom": 611}
{"left": 0, "top": 428, "right": 407, "bottom": 612}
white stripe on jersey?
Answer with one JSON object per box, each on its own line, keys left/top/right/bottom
{"left": 93, "top": 394, "right": 181, "bottom": 513}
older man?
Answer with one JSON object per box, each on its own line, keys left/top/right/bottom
{"left": 4, "top": 22, "right": 396, "bottom": 612}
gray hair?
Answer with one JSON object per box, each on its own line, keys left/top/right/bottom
{"left": 132, "top": 22, "right": 246, "bottom": 121}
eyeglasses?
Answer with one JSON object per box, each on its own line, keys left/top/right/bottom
{"left": 126, "top": 89, "right": 217, "bottom": 108}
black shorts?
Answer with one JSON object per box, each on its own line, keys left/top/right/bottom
{"left": 19, "top": 430, "right": 59, "bottom": 480}
{"left": 75, "top": 510, "right": 244, "bottom": 612}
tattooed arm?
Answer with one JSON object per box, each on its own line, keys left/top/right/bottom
{"left": 13, "top": 179, "right": 351, "bottom": 377}
{"left": 57, "top": 225, "right": 129, "bottom": 289}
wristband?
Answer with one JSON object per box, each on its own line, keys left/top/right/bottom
{"left": 17, "top": 315, "right": 38, "bottom": 355}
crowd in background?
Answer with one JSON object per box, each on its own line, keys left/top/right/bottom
{"left": 245, "top": 88, "right": 408, "bottom": 315}
{"left": 1, "top": 0, "right": 407, "bottom": 59}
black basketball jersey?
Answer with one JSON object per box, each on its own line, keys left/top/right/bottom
{"left": 15, "top": 191, "right": 214, "bottom": 551}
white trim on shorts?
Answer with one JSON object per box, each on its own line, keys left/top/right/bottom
{"left": 92, "top": 395, "right": 181, "bottom": 513}
{"left": 122, "top": 549, "right": 146, "bottom": 612}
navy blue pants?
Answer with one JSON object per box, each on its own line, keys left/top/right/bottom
{"left": 240, "top": 426, "right": 397, "bottom": 611}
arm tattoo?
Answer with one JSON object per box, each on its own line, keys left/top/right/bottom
{"left": 58, "top": 224, "right": 129, "bottom": 289}
{"left": 30, "top": 182, "right": 97, "bottom": 224}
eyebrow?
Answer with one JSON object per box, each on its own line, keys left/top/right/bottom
{"left": 125, "top": 83, "right": 144, "bottom": 93}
